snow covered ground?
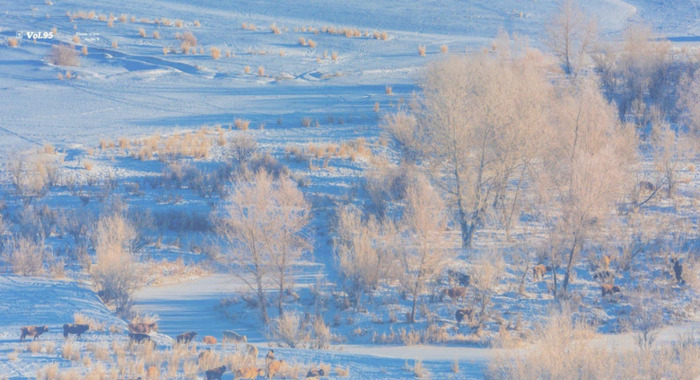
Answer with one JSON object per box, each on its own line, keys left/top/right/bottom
{"left": 1, "top": 0, "right": 699, "bottom": 378}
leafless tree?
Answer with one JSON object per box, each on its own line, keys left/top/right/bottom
{"left": 650, "top": 113, "right": 692, "bottom": 198}
{"left": 333, "top": 205, "right": 398, "bottom": 307}
{"left": 536, "top": 79, "right": 635, "bottom": 294}
{"left": 215, "top": 170, "right": 310, "bottom": 323}
{"left": 546, "top": 0, "right": 597, "bottom": 76}
{"left": 398, "top": 177, "right": 456, "bottom": 323}
{"left": 385, "top": 40, "right": 551, "bottom": 248}
{"left": 90, "top": 210, "right": 140, "bottom": 315}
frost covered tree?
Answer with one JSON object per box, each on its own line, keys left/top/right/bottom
{"left": 91, "top": 211, "right": 140, "bottom": 315}
{"left": 546, "top": 0, "right": 596, "bottom": 76}
{"left": 536, "top": 79, "right": 635, "bottom": 294}
{"left": 215, "top": 170, "right": 310, "bottom": 323}
{"left": 399, "top": 177, "right": 456, "bottom": 323}
{"left": 333, "top": 206, "right": 398, "bottom": 306}
{"left": 385, "top": 41, "right": 550, "bottom": 247}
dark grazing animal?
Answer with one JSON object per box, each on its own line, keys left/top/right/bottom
{"left": 671, "top": 258, "right": 683, "bottom": 283}
{"left": 532, "top": 264, "right": 552, "bottom": 281}
{"left": 447, "top": 269, "right": 471, "bottom": 287}
{"left": 20, "top": 325, "right": 49, "bottom": 341}
{"left": 639, "top": 181, "right": 656, "bottom": 192}
{"left": 128, "top": 332, "right": 152, "bottom": 343}
{"left": 128, "top": 322, "right": 158, "bottom": 334}
{"left": 601, "top": 284, "right": 622, "bottom": 297}
{"left": 439, "top": 286, "right": 467, "bottom": 303}
{"left": 205, "top": 365, "right": 226, "bottom": 380}
{"left": 63, "top": 323, "right": 89, "bottom": 338}
{"left": 306, "top": 368, "right": 325, "bottom": 378}
{"left": 455, "top": 308, "right": 474, "bottom": 325}
{"left": 176, "top": 331, "right": 197, "bottom": 343}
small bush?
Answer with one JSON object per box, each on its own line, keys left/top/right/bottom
{"left": 8, "top": 37, "right": 18, "bottom": 47}
{"left": 418, "top": 45, "right": 426, "bottom": 56}
{"left": 49, "top": 44, "right": 80, "bottom": 66}
{"left": 258, "top": 66, "right": 265, "bottom": 76}
{"left": 234, "top": 119, "right": 250, "bottom": 130}
{"left": 8, "top": 237, "right": 45, "bottom": 275}
{"left": 270, "top": 313, "right": 309, "bottom": 348}
{"left": 211, "top": 47, "right": 220, "bottom": 59}
{"left": 61, "top": 341, "right": 80, "bottom": 361}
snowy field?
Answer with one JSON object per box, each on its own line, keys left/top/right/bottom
{"left": 1, "top": 0, "right": 699, "bottom": 379}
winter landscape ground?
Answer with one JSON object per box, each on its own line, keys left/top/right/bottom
{"left": 1, "top": 0, "right": 699, "bottom": 379}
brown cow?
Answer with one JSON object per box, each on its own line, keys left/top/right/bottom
{"left": 176, "top": 331, "right": 197, "bottom": 343}
{"left": 439, "top": 286, "right": 467, "bottom": 303}
{"left": 63, "top": 323, "right": 89, "bottom": 338}
{"left": 202, "top": 335, "right": 217, "bottom": 345}
{"left": 128, "top": 322, "right": 158, "bottom": 334}
{"left": 205, "top": 365, "right": 226, "bottom": 380}
{"left": 601, "top": 284, "right": 622, "bottom": 297}
{"left": 20, "top": 325, "right": 49, "bottom": 341}
{"left": 532, "top": 264, "right": 551, "bottom": 281}
{"left": 455, "top": 308, "right": 473, "bottom": 325}
{"left": 235, "top": 367, "right": 264, "bottom": 379}
{"left": 267, "top": 360, "right": 285, "bottom": 379}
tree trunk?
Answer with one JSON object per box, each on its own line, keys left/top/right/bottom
{"left": 409, "top": 280, "right": 422, "bottom": 323}
{"left": 562, "top": 240, "right": 579, "bottom": 293}
{"left": 278, "top": 273, "right": 284, "bottom": 318}
{"left": 256, "top": 273, "right": 268, "bottom": 324}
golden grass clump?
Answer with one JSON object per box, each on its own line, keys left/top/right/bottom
{"left": 8, "top": 37, "right": 19, "bottom": 47}
{"left": 418, "top": 45, "right": 426, "bottom": 56}
{"left": 211, "top": 47, "right": 221, "bottom": 59}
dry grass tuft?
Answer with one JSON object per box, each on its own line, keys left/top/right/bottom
{"left": 112, "top": 40, "right": 118, "bottom": 49}
{"left": 270, "top": 23, "right": 281, "bottom": 34}
{"left": 418, "top": 45, "right": 426, "bottom": 56}
{"left": 211, "top": 47, "right": 221, "bottom": 59}
{"left": 298, "top": 37, "right": 307, "bottom": 46}
{"left": 8, "top": 37, "right": 18, "bottom": 47}
{"left": 72, "top": 34, "right": 80, "bottom": 44}
{"left": 440, "top": 44, "right": 449, "bottom": 53}
{"left": 234, "top": 119, "right": 250, "bottom": 130}
{"left": 258, "top": 66, "right": 265, "bottom": 76}
{"left": 331, "top": 51, "right": 338, "bottom": 61}
{"left": 153, "top": 30, "right": 160, "bottom": 39}
{"left": 81, "top": 45, "right": 88, "bottom": 55}
{"left": 139, "top": 28, "right": 146, "bottom": 38}
{"left": 244, "top": 66, "right": 251, "bottom": 74}
{"left": 61, "top": 341, "right": 81, "bottom": 361}
{"left": 385, "top": 85, "right": 393, "bottom": 95}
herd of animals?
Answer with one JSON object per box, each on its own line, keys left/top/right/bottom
{"left": 15, "top": 257, "right": 685, "bottom": 378}
{"left": 18, "top": 322, "right": 324, "bottom": 379}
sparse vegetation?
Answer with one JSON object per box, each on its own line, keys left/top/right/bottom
{"left": 49, "top": 44, "right": 80, "bottom": 66}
